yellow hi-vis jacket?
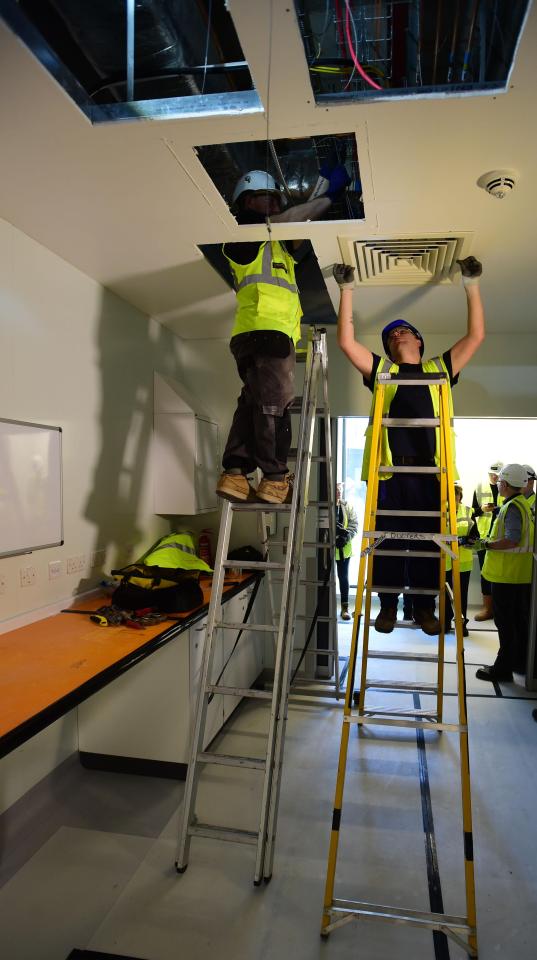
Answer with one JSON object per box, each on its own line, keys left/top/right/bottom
{"left": 336, "top": 500, "right": 358, "bottom": 561}
{"left": 473, "top": 481, "right": 504, "bottom": 538}
{"left": 482, "top": 495, "right": 534, "bottom": 584}
{"left": 361, "top": 356, "right": 456, "bottom": 482}
{"left": 446, "top": 504, "right": 474, "bottom": 573}
{"left": 223, "top": 240, "right": 302, "bottom": 344}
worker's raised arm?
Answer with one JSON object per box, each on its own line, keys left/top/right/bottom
{"left": 449, "top": 257, "right": 485, "bottom": 377}
{"left": 333, "top": 264, "right": 374, "bottom": 379}
{"left": 271, "top": 196, "right": 332, "bottom": 223}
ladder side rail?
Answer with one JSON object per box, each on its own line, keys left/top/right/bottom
{"left": 258, "top": 508, "right": 278, "bottom": 654}
{"left": 321, "top": 379, "right": 386, "bottom": 931}
{"left": 262, "top": 340, "right": 323, "bottom": 878}
{"left": 175, "top": 500, "right": 234, "bottom": 872}
{"left": 440, "top": 382, "right": 478, "bottom": 956}
{"left": 320, "top": 331, "right": 340, "bottom": 695}
{"left": 252, "top": 332, "right": 318, "bottom": 882}
{"left": 436, "top": 386, "right": 448, "bottom": 722}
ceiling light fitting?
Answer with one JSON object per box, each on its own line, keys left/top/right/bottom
{"left": 477, "top": 169, "right": 518, "bottom": 199}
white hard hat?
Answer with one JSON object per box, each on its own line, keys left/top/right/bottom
{"left": 232, "top": 169, "right": 283, "bottom": 206}
{"left": 488, "top": 461, "right": 503, "bottom": 473}
{"left": 523, "top": 463, "right": 536, "bottom": 479}
{"left": 498, "top": 463, "right": 528, "bottom": 488}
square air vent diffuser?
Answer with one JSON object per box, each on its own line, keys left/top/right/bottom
{"left": 338, "top": 234, "right": 474, "bottom": 285}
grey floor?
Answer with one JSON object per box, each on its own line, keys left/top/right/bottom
{"left": 1, "top": 608, "right": 536, "bottom": 960}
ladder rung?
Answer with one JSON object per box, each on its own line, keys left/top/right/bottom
{"left": 222, "top": 560, "right": 283, "bottom": 570}
{"left": 375, "top": 510, "right": 442, "bottom": 517}
{"left": 367, "top": 619, "right": 419, "bottom": 629}
{"left": 232, "top": 502, "right": 293, "bottom": 513}
{"left": 348, "top": 716, "right": 465, "bottom": 732}
{"left": 364, "top": 531, "right": 456, "bottom": 541}
{"left": 379, "top": 465, "right": 440, "bottom": 474}
{"left": 215, "top": 621, "right": 277, "bottom": 632}
{"left": 371, "top": 585, "right": 439, "bottom": 595}
{"left": 187, "top": 823, "right": 258, "bottom": 845}
{"left": 295, "top": 647, "right": 337, "bottom": 657}
{"left": 295, "top": 614, "right": 333, "bottom": 623}
{"left": 365, "top": 549, "right": 441, "bottom": 558}
{"left": 367, "top": 650, "right": 439, "bottom": 662}
{"left": 197, "top": 752, "right": 266, "bottom": 770}
{"left": 288, "top": 450, "right": 329, "bottom": 463}
{"left": 364, "top": 680, "right": 438, "bottom": 693}
{"left": 329, "top": 898, "right": 470, "bottom": 930}
{"left": 362, "top": 707, "right": 438, "bottom": 719}
{"left": 207, "top": 685, "right": 273, "bottom": 700}
{"left": 381, "top": 417, "right": 440, "bottom": 427}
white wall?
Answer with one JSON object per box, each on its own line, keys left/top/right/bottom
{"left": 0, "top": 216, "right": 190, "bottom": 626}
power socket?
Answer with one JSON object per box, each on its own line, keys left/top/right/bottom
{"left": 0, "top": 573, "right": 7, "bottom": 595}
{"left": 20, "top": 565, "right": 37, "bottom": 587}
{"left": 48, "top": 560, "right": 63, "bottom": 580}
{"left": 66, "top": 555, "right": 86, "bottom": 575}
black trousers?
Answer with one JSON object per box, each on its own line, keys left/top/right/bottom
{"left": 222, "top": 336, "right": 295, "bottom": 477}
{"left": 491, "top": 581, "right": 531, "bottom": 674}
{"left": 336, "top": 557, "right": 350, "bottom": 605}
{"left": 374, "top": 474, "right": 440, "bottom": 613}
{"left": 444, "top": 569, "right": 470, "bottom": 626}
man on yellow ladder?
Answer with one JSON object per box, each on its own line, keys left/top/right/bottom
{"left": 333, "top": 255, "right": 485, "bottom": 635}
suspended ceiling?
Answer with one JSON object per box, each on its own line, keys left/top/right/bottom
{"left": 0, "top": 0, "right": 536, "bottom": 340}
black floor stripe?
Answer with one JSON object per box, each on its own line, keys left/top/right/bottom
{"left": 67, "top": 951, "right": 147, "bottom": 959}
{"left": 413, "top": 692, "right": 450, "bottom": 960}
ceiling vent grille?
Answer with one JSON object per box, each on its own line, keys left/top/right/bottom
{"left": 339, "top": 234, "right": 474, "bottom": 285}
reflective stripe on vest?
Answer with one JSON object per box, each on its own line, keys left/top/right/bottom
{"left": 482, "top": 495, "right": 534, "bottom": 584}
{"left": 361, "top": 356, "right": 457, "bottom": 481}
{"left": 144, "top": 534, "right": 212, "bottom": 573}
{"left": 223, "top": 240, "right": 302, "bottom": 343}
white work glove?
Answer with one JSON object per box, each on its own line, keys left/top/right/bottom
{"left": 333, "top": 263, "right": 355, "bottom": 289}
{"left": 457, "top": 256, "right": 482, "bottom": 286}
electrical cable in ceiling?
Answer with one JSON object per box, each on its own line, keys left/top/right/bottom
{"left": 462, "top": 0, "right": 480, "bottom": 82}
{"left": 265, "top": 0, "right": 274, "bottom": 240}
{"left": 344, "top": 0, "right": 382, "bottom": 91}
{"left": 447, "top": 0, "right": 460, "bottom": 82}
{"left": 201, "top": 0, "right": 213, "bottom": 94}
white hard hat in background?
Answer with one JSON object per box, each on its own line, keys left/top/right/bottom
{"left": 232, "top": 170, "right": 283, "bottom": 206}
{"left": 498, "top": 464, "right": 528, "bottom": 488}
{"left": 523, "top": 464, "right": 536, "bottom": 479}
{"left": 488, "top": 461, "right": 503, "bottom": 473}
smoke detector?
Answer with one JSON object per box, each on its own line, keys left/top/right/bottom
{"left": 477, "top": 169, "right": 518, "bottom": 199}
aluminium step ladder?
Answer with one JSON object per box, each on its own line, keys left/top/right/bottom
{"left": 320, "top": 370, "right": 478, "bottom": 958}
{"left": 176, "top": 328, "right": 337, "bottom": 885}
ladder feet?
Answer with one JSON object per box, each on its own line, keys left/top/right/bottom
{"left": 263, "top": 874, "right": 272, "bottom": 884}
{"left": 175, "top": 861, "right": 188, "bottom": 874}
{"left": 253, "top": 878, "right": 262, "bottom": 887}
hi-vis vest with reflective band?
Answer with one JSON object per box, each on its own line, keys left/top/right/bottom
{"left": 446, "top": 504, "right": 474, "bottom": 573}
{"left": 223, "top": 240, "right": 302, "bottom": 344}
{"left": 143, "top": 533, "right": 212, "bottom": 574}
{"left": 474, "top": 481, "right": 504, "bottom": 538}
{"left": 361, "top": 356, "right": 457, "bottom": 482}
{"left": 482, "top": 495, "right": 534, "bottom": 584}
{"left": 336, "top": 501, "right": 355, "bottom": 561}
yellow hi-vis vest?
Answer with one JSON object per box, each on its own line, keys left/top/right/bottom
{"left": 223, "top": 240, "right": 302, "bottom": 344}
{"left": 336, "top": 500, "right": 356, "bottom": 561}
{"left": 446, "top": 504, "right": 474, "bottom": 573}
{"left": 482, "top": 495, "right": 534, "bottom": 584}
{"left": 474, "top": 481, "right": 504, "bottom": 538}
{"left": 361, "top": 356, "right": 457, "bottom": 482}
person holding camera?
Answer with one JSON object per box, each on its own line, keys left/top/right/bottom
{"left": 335, "top": 482, "right": 358, "bottom": 620}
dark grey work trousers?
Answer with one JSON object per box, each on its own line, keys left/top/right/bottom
{"left": 491, "top": 581, "right": 531, "bottom": 674}
{"left": 374, "top": 473, "right": 440, "bottom": 613}
{"left": 222, "top": 335, "right": 295, "bottom": 478}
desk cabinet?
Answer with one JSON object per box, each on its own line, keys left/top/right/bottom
{"left": 77, "top": 585, "right": 264, "bottom": 774}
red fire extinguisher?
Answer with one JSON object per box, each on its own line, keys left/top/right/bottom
{"left": 198, "top": 529, "right": 212, "bottom": 567}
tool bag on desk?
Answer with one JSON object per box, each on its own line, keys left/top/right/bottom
{"left": 111, "top": 532, "right": 212, "bottom": 613}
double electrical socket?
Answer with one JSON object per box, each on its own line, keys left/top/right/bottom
{"left": 66, "top": 555, "right": 86, "bottom": 575}
{"left": 48, "top": 560, "right": 63, "bottom": 580}
{"left": 20, "top": 565, "right": 37, "bottom": 587}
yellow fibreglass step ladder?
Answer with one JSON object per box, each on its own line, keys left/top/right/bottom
{"left": 320, "top": 369, "right": 478, "bottom": 958}
{"left": 175, "top": 328, "right": 336, "bottom": 885}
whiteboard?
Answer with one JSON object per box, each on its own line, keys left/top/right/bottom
{"left": 0, "top": 418, "right": 63, "bottom": 558}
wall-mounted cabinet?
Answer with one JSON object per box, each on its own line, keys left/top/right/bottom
{"left": 152, "top": 372, "right": 219, "bottom": 515}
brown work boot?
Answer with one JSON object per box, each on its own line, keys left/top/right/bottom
{"left": 257, "top": 473, "right": 294, "bottom": 505}
{"left": 375, "top": 606, "right": 397, "bottom": 633}
{"left": 340, "top": 604, "right": 351, "bottom": 621}
{"left": 413, "top": 608, "right": 441, "bottom": 636}
{"left": 216, "top": 472, "right": 256, "bottom": 503}
{"left": 474, "top": 594, "right": 494, "bottom": 622}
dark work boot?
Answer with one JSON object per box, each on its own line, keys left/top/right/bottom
{"left": 413, "top": 608, "right": 441, "bottom": 636}
{"left": 375, "top": 606, "right": 397, "bottom": 634}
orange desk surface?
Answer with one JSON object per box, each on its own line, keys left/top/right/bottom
{"left": 0, "top": 574, "right": 254, "bottom": 757}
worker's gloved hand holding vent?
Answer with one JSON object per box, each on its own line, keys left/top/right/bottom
{"left": 333, "top": 263, "right": 355, "bottom": 289}
{"left": 457, "top": 256, "right": 482, "bottom": 285}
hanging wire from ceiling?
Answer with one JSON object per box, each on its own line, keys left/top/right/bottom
{"left": 344, "top": 0, "right": 383, "bottom": 91}
{"left": 265, "top": 0, "right": 274, "bottom": 239}
{"left": 201, "top": 0, "right": 213, "bottom": 95}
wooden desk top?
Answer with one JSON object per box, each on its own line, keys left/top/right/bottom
{"left": 0, "top": 573, "right": 255, "bottom": 757}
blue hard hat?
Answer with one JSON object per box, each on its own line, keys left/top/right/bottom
{"left": 381, "top": 319, "right": 424, "bottom": 359}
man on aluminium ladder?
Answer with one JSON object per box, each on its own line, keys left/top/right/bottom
{"left": 332, "top": 254, "right": 485, "bottom": 636}
{"left": 215, "top": 163, "right": 350, "bottom": 506}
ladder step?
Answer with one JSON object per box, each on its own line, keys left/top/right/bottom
{"left": 381, "top": 417, "right": 440, "bottom": 427}
{"left": 371, "top": 585, "right": 439, "bottom": 595}
{"left": 222, "top": 560, "right": 284, "bottom": 570}
{"left": 365, "top": 549, "right": 441, "bottom": 558}
{"left": 362, "top": 707, "right": 438, "bottom": 719}
{"left": 367, "top": 650, "right": 439, "bottom": 662}
{"left": 207, "top": 685, "right": 273, "bottom": 700}
{"left": 197, "top": 752, "right": 266, "bottom": 770}
{"left": 375, "top": 510, "right": 442, "bottom": 517}
{"left": 187, "top": 823, "right": 259, "bottom": 845}
{"left": 270, "top": 540, "right": 333, "bottom": 549}
{"left": 367, "top": 618, "right": 420, "bottom": 629}
{"left": 295, "top": 614, "right": 333, "bottom": 623}
{"left": 295, "top": 647, "right": 337, "bottom": 657}
{"left": 288, "top": 449, "right": 329, "bottom": 463}
{"left": 379, "top": 465, "right": 440, "bottom": 474}
{"left": 232, "top": 502, "right": 293, "bottom": 513}
{"left": 215, "top": 621, "right": 277, "bottom": 633}
{"left": 364, "top": 680, "right": 438, "bottom": 693}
